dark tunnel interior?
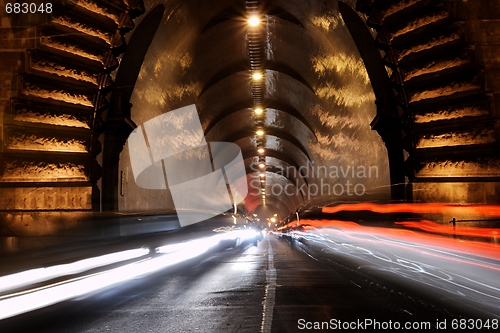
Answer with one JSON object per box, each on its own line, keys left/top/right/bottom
{"left": 0, "top": 0, "right": 500, "bottom": 330}
{"left": 2, "top": 0, "right": 500, "bottom": 234}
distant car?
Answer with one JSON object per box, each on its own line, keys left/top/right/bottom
{"left": 252, "top": 228, "right": 263, "bottom": 245}
{"left": 217, "top": 227, "right": 263, "bottom": 248}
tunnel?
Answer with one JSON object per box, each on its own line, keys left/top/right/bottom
{"left": 0, "top": 0, "right": 500, "bottom": 331}
{"left": 2, "top": 0, "right": 500, "bottom": 236}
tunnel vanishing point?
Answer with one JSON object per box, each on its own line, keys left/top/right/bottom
{"left": 1, "top": 0, "right": 500, "bottom": 237}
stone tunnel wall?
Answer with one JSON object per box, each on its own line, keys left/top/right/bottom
{"left": 0, "top": 0, "right": 144, "bottom": 236}
{"left": 356, "top": 0, "right": 500, "bottom": 223}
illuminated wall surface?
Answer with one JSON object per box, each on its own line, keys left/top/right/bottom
{"left": 0, "top": 0, "right": 499, "bottom": 235}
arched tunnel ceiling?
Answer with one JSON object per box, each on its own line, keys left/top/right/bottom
{"left": 118, "top": 0, "right": 391, "bottom": 219}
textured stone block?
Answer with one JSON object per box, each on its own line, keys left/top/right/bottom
{"left": 465, "top": 20, "right": 500, "bottom": 44}
{"left": 11, "top": 101, "right": 92, "bottom": 129}
{"left": 416, "top": 158, "right": 500, "bottom": 178}
{"left": 485, "top": 68, "right": 500, "bottom": 91}
{"left": 0, "top": 28, "right": 37, "bottom": 49}
{"left": 476, "top": 44, "right": 500, "bottom": 68}
{"left": 0, "top": 52, "right": 23, "bottom": 74}
{"left": 0, "top": 211, "right": 95, "bottom": 236}
{"left": 0, "top": 186, "right": 92, "bottom": 210}
{"left": 456, "top": 0, "right": 500, "bottom": 20}
{"left": 413, "top": 181, "right": 500, "bottom": 204}
{"left": 5, "top": 127, "right": 89, "bottom": 153}
{"left": 415, "top": 128, "right": 496, "bottom": 148}
{"left": 1, "top": 158, "right": 88, "bottom": 182}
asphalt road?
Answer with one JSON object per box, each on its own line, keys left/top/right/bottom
{"left": 2, "top": 236, "right": 442, "bottom": 333}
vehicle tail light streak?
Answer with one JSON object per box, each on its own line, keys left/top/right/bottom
{"left": 322, "top": 202, "right": 500, "bottom": 217}
{"left": 395, "top": 220, "right": 499, "bottom": 240}
{"left": 285, "top": 219, "right": 500, "bottom": 319}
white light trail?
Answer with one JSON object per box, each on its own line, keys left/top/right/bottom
{"left": 0, "top": 248, "right": 150, "bottom": 294}
{"left": 0, "top": 229, "right": 260, "bottom": 321}
{"left": 290, "top": 226, "right": 500, "bottom": 318}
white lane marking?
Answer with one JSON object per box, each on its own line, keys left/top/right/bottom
{"left": 261, "top": 237, "right": 276, "bottom": 333}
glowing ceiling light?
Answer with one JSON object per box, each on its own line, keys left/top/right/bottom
{"left": 256, "top": 130, "right": 264, "bottom": 136}
{"left": 259, "top": 163, "right": 265, "bottom": 168}
{"left": 254, "top": 108, "right": 263, "bottom": 115}
{"left": 248, "top": 16, "right": 260, "bottom": 26}
{"left": 257, "top": 148, "right": 265, "bottom": 153}
{"left": 261, "top": 180, "right": 265, "bottom": 183}
{"left": 260, "top": 173, "right": 265, "bottom": 177}
{"left": 252, "top": 72, "right": 263, "bottom": 80}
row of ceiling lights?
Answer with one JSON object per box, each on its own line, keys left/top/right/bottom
{"left": 247, "top": 11, "right": 267, "bottom": 204}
